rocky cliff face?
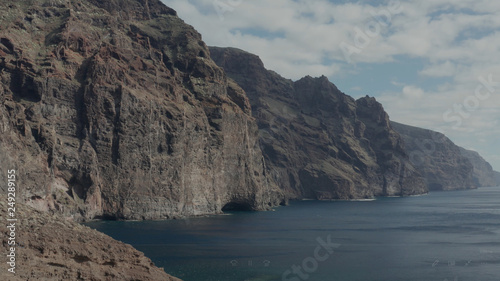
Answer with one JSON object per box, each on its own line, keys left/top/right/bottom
{"left": 0, "top": 0, "right": 282, "bottom": 221}
{"left": 459, "top": 147, "right": 499, "bottom": 187}
{"left": 391, "top": 122, "right": 477, "bottom": 190}
{"left": 210, "top": 47, "right": 427, "bottom": 199}
{"left": 0, "top": 195, "right": 181, "bottom": 281}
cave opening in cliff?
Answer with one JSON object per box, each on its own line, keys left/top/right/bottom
{"left": 221, "top": 201, "right": 253, "bottom": 212}
{"left": 93, "top": 214, "right": 120, "bottom": 220}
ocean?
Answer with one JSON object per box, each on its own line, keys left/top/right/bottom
{"left": 86, "top": 187, "right": 500, "bottom": 281}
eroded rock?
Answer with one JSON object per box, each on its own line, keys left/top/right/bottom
{"left": 210, "top": 47, "right": 427, "bottom": 199}
{"left": 0, "top": 0, "right": 282, "bottom": 221}
{"left": 0, "top": 195, "right": 181, "bottom": 280}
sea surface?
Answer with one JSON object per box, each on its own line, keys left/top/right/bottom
{"left": 86, "top": 187, "right": 500, "bottom": 281}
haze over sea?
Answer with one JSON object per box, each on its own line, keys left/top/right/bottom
{"left": 87, "top": 187, "right": 500, "bottom": 281}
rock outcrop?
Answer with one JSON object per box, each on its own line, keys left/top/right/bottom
{"left": 459, "top": 147, "right": 500, "bottom": 187}
{"left": 210, "top": 47, "right": 427, "bottom": 199}
{"left": 0, "top": 195, "right": 181, "bottom": 281}
{"left": 0, "top": 0, "right": 282, "bottom": 221}
{"left": 391, "top": 122, "right": 477, "bottom": 190}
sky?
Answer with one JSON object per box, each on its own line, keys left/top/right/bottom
{"left": 162, "top": 0, "right": 500, "bottom": 171}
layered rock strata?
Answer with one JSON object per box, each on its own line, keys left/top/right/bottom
{"left": 210, "top": 47, "right": 427, "bottom": 199}
{"left": 391, "top": 122, "right": 476, "bottom": 190}
{"left": 0, "top": 0, "right": 282, "bottom": 221}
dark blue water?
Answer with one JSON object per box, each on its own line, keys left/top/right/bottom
{"left": 86, "top": 187, "right": 500, "bottom": 281}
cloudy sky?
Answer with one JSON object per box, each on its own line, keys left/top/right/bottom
{"left": 163, "top": 0, "right": 500, "bottom": 171}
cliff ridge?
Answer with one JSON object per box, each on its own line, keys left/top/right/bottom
{"left": 210, "top": 46, "right": 427, "bottom": 199}
{"left": 0, "top": 0, "right": 282, "bottom": 221}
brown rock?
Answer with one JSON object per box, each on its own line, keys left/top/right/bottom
{"left": 209, "top": 47, "right": 427, "bottom": 199}
{"left": 0, "top": 0, "right": 282, "bottom": 221}
{"left": 0, "top": 195, "right": 181, "bottom": 280}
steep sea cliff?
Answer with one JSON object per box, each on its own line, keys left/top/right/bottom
{"left": 0, "top": 0, "right": 282, "bottom": 222}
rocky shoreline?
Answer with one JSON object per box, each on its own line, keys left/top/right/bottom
{"left": 0, "top": 195, "right": 181, "bottom": 280}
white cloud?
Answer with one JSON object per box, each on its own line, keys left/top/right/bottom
{"left": 419, "top": 61, "right": 456, "bottom": 77}
{"left": 402, "top": 85, "right": 425, "bottom": 99}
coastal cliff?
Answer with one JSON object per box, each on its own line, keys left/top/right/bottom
{"left": 3, "top": 2, "right": 499, "bottom": 280}
{"left": 0, "top": 0, "right": 282, "bottom": 221}
{"left": 459, "top": 147, "right": 500, "bottom": 187}
{"left": 210, "top": 47, "right": 427, "bottom": 199}
{"left": 391, "top": 122, "right": 477, "bottom": 190}
{"left": 1, "top": 0, "right": 494, "bottom": 220}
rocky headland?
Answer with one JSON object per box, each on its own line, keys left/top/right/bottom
{"left": 391, "top": 122, "right": 497, "bottom": 190}
{"left": 495, "top": 171, "right": 500, "bottom": 186}
{"left": 459, "top": 147, "right": 499, "bottom": 187}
